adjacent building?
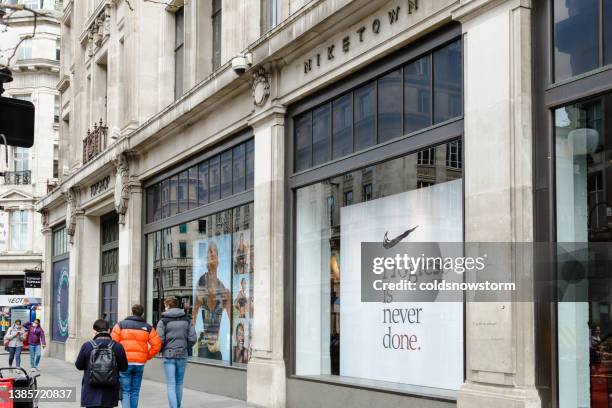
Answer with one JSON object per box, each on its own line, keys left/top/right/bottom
{"left": 34, "top": 0, "right": 612, "bottom": 407}
{"left": 0, "top": 0, "right": 61, "bottom": 333}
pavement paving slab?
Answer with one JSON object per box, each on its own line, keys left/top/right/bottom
{"left": 0, "top": 356, "right": 248, "bottom": 408}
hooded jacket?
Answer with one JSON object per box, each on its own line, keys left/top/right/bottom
{"left": 111, "top": 316, "right": 162, "bottom": 364}
{"left": 156, "top": 308, "right": 196, "bottom": 359}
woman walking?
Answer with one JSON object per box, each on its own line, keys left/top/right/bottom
{"left": 23, "top": 319, "right": 46, "bottom": 370}
{"left": 5, "top": 320, "right": 25, "bottom": 367}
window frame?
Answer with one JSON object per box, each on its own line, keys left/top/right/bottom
{"left": 285, "top": 22, "right": 465, "bottom": 400}
{"left": 9, "top": 210, "right": 29, "bottom": 252}
{"left": 100, "top": 211, "right": 119, "bottom": 326}
{"left": 212, "top": 0, "right": 222, "bottom": 70}
{"left": 174, "top": 6, "right": 185, "bottom": 100}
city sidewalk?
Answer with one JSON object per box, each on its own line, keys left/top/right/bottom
{"left": 6, "top": 356, "right": 248, "bottom": 408}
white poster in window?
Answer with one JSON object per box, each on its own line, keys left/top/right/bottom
{"left": 340, "top": 179, "right": 463, "bottom": 391}
{"left": 0, "top": 211, "right": 8, "bottom": 252}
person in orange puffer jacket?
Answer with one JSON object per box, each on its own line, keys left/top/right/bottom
{"left": 111, "top": 304, "right": 162, "bottom": 408}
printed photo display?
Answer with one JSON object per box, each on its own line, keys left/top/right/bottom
{"left": 191, "top": 229, "right": 253, "bottom": 365}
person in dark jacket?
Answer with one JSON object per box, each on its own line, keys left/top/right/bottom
{"left": 23, "top": 319, "right": 46, "bottom": 369}
{"left": 75, "top": 319, "right": 129, "bottom": 408}
{"left": 156, "top": 297, "right": 196, "bottom": 408}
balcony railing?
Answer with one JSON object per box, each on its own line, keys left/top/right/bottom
{"left": 3, "top": 171, "right": 31, "bottom": 185}
{"left": 83, "top": 119, "right": 108, "bottom": 164}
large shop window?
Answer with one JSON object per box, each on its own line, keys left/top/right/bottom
{"left": 294, "top": 39, "right": 462, "bottom": 172}
{"left": 554, "top": 93, "right": 612, "bottom": 408}
{"left": 51, "top": 227, "right": 69, "bottom": 342}
{"left": 145, "top": 136, "right": 255, "bottom": 368}
{"left": 146, "top": 204, "right": 254, "bottom": 367}
{"left": 293, "top": 142, "right": 463, "bottom": 397}
{"left": 553, "top": 0, "right": 612, "bottom": 82}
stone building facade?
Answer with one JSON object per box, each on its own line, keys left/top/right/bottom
{"left": 36, "top": 0, "right": 609, "bottom": 407}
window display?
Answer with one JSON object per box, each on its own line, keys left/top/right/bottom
{"left": 294, "top": 142, "right": 463, "bottom": 396}
{"left": 146, "top": 203, "right": 254, "bottom": 367}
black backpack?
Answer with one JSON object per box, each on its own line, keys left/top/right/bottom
{"left": 87, "top": 339, "right": 118, "bottom": 387}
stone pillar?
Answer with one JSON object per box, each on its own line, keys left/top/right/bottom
{"left": 65, "top": 209, "right": 85, "bottom": 362}
{"left": 117, "top": 179, "right": 143, "bottom": 318}
{"left": 246, "top": 105, "right": 287, "bottom": 408}
{"left": 453, "top": 1, "right": 540, "bottom": 407}
{"left": 41, "top": 224, "right": 53, "bottom": 357}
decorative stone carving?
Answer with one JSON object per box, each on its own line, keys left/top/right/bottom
{"left": 65, "top": 187, "right": 80, "bottom": 244}
{"left": 41, "top": 209, "right": 49, "bottom": 230}
{"left": 114, "top": 153, "right": 130, "bottom": 225}
{"left": 86, "top": 3, "right": 112, "bottom": 57}
{"left": 252, "top": 68, "right": 271, "bottom": 107}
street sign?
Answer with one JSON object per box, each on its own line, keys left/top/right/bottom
{"left": 0, "top": 96, "right": 35, "bottom": 147}
{"left": 24, "top": 271, "right": 42, "bottom": 288}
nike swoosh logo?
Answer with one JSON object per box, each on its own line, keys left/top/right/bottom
{"left": 383, "top": 225, "right": 419, "bottom": 249}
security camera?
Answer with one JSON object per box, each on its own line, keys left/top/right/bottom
{"left": 231, "top": 53, "right": 252, "bottom": 75}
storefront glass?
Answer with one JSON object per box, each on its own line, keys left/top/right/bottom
{"left": 51, "top": 227, "right": 69, "bottom": 342}
{"left": 146, "top": 203, "right": 254, "bottom": 367}
{"left": 294, "top": 141, "right": 463, "bottom": 397}
{"left": 555, "top": 93, "right": 612, "bottom": 407}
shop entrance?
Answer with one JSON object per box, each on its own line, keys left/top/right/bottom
{"left": 100, "top": 211, "right": 119, "bottom": 325}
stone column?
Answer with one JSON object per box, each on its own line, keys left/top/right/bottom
{"left": 246, "top": 105, "right": 287, "bottom": 408}
{"left": 65, "top": 208, "right": 85, "bottom": 362}
{"left": 453, "top": 1, "right": 540, "bottom": 407}
{"left": 117, "top": 176, "right": 143, "bottom": 319}
{"left": 41, "top": 223, "right": 53, "bottom": 357}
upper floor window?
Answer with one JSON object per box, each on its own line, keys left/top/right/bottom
{"left": 14, "top": 147, "right": 29, "bottom": 172}
{"left": 262, "top": 0, "right": 278, "bottom": 33}
{"left": 293, "top": 39, "right": 462, "bottom": 172}
{"left": 10, "top": 210, "right": 29, "bottom": 251}
{"left": 54, "top": 95, "right": 60, "bottom": 123}
{"left": 56, "top": 38, "right": 60, "bottom": 60}
{"left": 174, "top": 7, "right": 185, "bottom": 100}
{"left": 17, "top": 39, "right": 32, "bottom": 61}
{"left": 553, "top": 0, "right": 612, "bottom": 82}
{"left": 212, "top": 0, "right": 222, "bottom": 70}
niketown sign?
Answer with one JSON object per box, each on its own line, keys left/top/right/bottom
{"left": 302, "top": 0, "right": 419, "bottom": 75}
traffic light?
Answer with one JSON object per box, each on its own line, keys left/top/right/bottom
{"left": 0, "top": 67, "right": 34, "bottom": 148}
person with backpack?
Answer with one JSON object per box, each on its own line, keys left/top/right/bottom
{"left": 156, "top": 296, "right": 196, "bottom": 408}
{"left": 75, "top": 319, "right": 129, "bottom": 408}
{"left": 23, "top": 319, "right": 46, "bottom": 370}
{"left": 111, "top": 304, "right": 162, "bottom": 408}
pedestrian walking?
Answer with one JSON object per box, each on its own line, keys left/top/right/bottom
{"left": 4, "top": 320, "right": 25, "bottom": 367}
{"left": 156, "top": 296, "right": 196, "bottom": 408}
{"left": 75, "top": 319, "right": 129, "bottom": 408}
{"left": 23, "top": 319, "right": 46, "bottom": 370}
{"left": 111, "top": 304, "right": 162, "bottom": 408}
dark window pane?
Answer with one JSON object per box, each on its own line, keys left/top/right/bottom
{"left": 332, "top": 94, "right": 352, "bottom": 159}
{"left": 209, "top": 155, "right": 220, "bottom": 201}
{"left": 146, "top": 187, "right": 154, "bottom": 223}
{"left": 233, "top": 144, "right": 245, "bottom": 194}
{"left": 377, "top": 70, "right": 402, "bottom": 143}
{"left": 198, "top": 161, "right": 209, "bottom": 205}
{"left": 312, "top": 104, "right": 331, "bottom": 166}
{"left": 221, "top": 150, "right": 232, "bottom": 198}
{"left": 554, "top": 0, "right": 599, "bottom": 81}
{"left": 188, "top": 166, "right": 198, "bottom": 209}
{"left": 295, "top": 112, "right": 312, "bottom": 171}
{"left": 161, "top": 179, "right": 170, "bottom": 219}
{"left": 433, "top": 41, "right": 462, "bottom": 124}
{"left": 404, "top": 56, "right": 431, "bottom": 133}
{"left": 169, "top": 175, "right": 179, "bottom": 216}
{"left": 246, "top": 139, "right": 254, "bottom": 190}
{"left": 178, "top": 171, "right": 188, "bottom": 213}
{"left": 153, "top": 184, "right": 161, "bottom": 221}
{"left": 179, "top": 241, "right": 187, "bottom": 258}
{"left": 605, "top": 0, "right": 612, "bottom": 65}
{"left": 354, "top": 83, "right": 375, "bottom": 151}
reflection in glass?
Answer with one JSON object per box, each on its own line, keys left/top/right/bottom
{"left": 146, "top": 203, "right": 255, "bottom": 367}
{"left": 169, "top": 175, "right": 178, "bottom": 216}
{"left": 295, "top": 142, "right": 463, "bottom": 394}
{"left": 312, "top": 104, "right": 331, "bottom": 166}
{"left": 555, "top": 96, "right": 608, "bottom": 408}
{"left": 295, "top": 112, "right": 312, "bottom": 171}
{"left": 221, "top": 151, "right": 232, "bottom": 198}
{"left": 354, "top": 83, "right": 376, "bottom": 151}
{"left": 188, "top": 167, "right": 198, "bottom": 210}
{"left": 332, "top": 94, "right": 352, "bottom": 159}
{"left": 161, "top": 179, "right": 170, "bottom": 219}
{"left": 198, "top": 161, "right": 209, "bottom": 205}
{"left": 433, "top": 41, "right": 462, "bottom": 124}
{"left": 246, "top": 140, "right": 254, "bottom": 190}
{"left": 404, "top": 56, "right": 431, "bottom": 133}
{"left": 178, "top": 171, "right": 188, "bottom": 213}
{"left": 554, "top": 0, "right": 599, "bottom": 82}
{"left": 209, "top": 156, "right": 220, "bottom": 201}
{"left": 377, "top": 70, "right": 402, "bottom": 143}
{"left": 233, "top": 144, "right": 245, "bottom": 194}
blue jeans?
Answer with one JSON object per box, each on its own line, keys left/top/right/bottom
{"left": 7, "top": 346, "right": 21, "bottom": 367}
{"left": 29, "top": 344, "right": 41, "bottom": 368}
{"left": 120, "top": 364, "right": 145, "bottom": 408}
{"left": 162, "top": 358, "right": 187, "bottom": 408}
